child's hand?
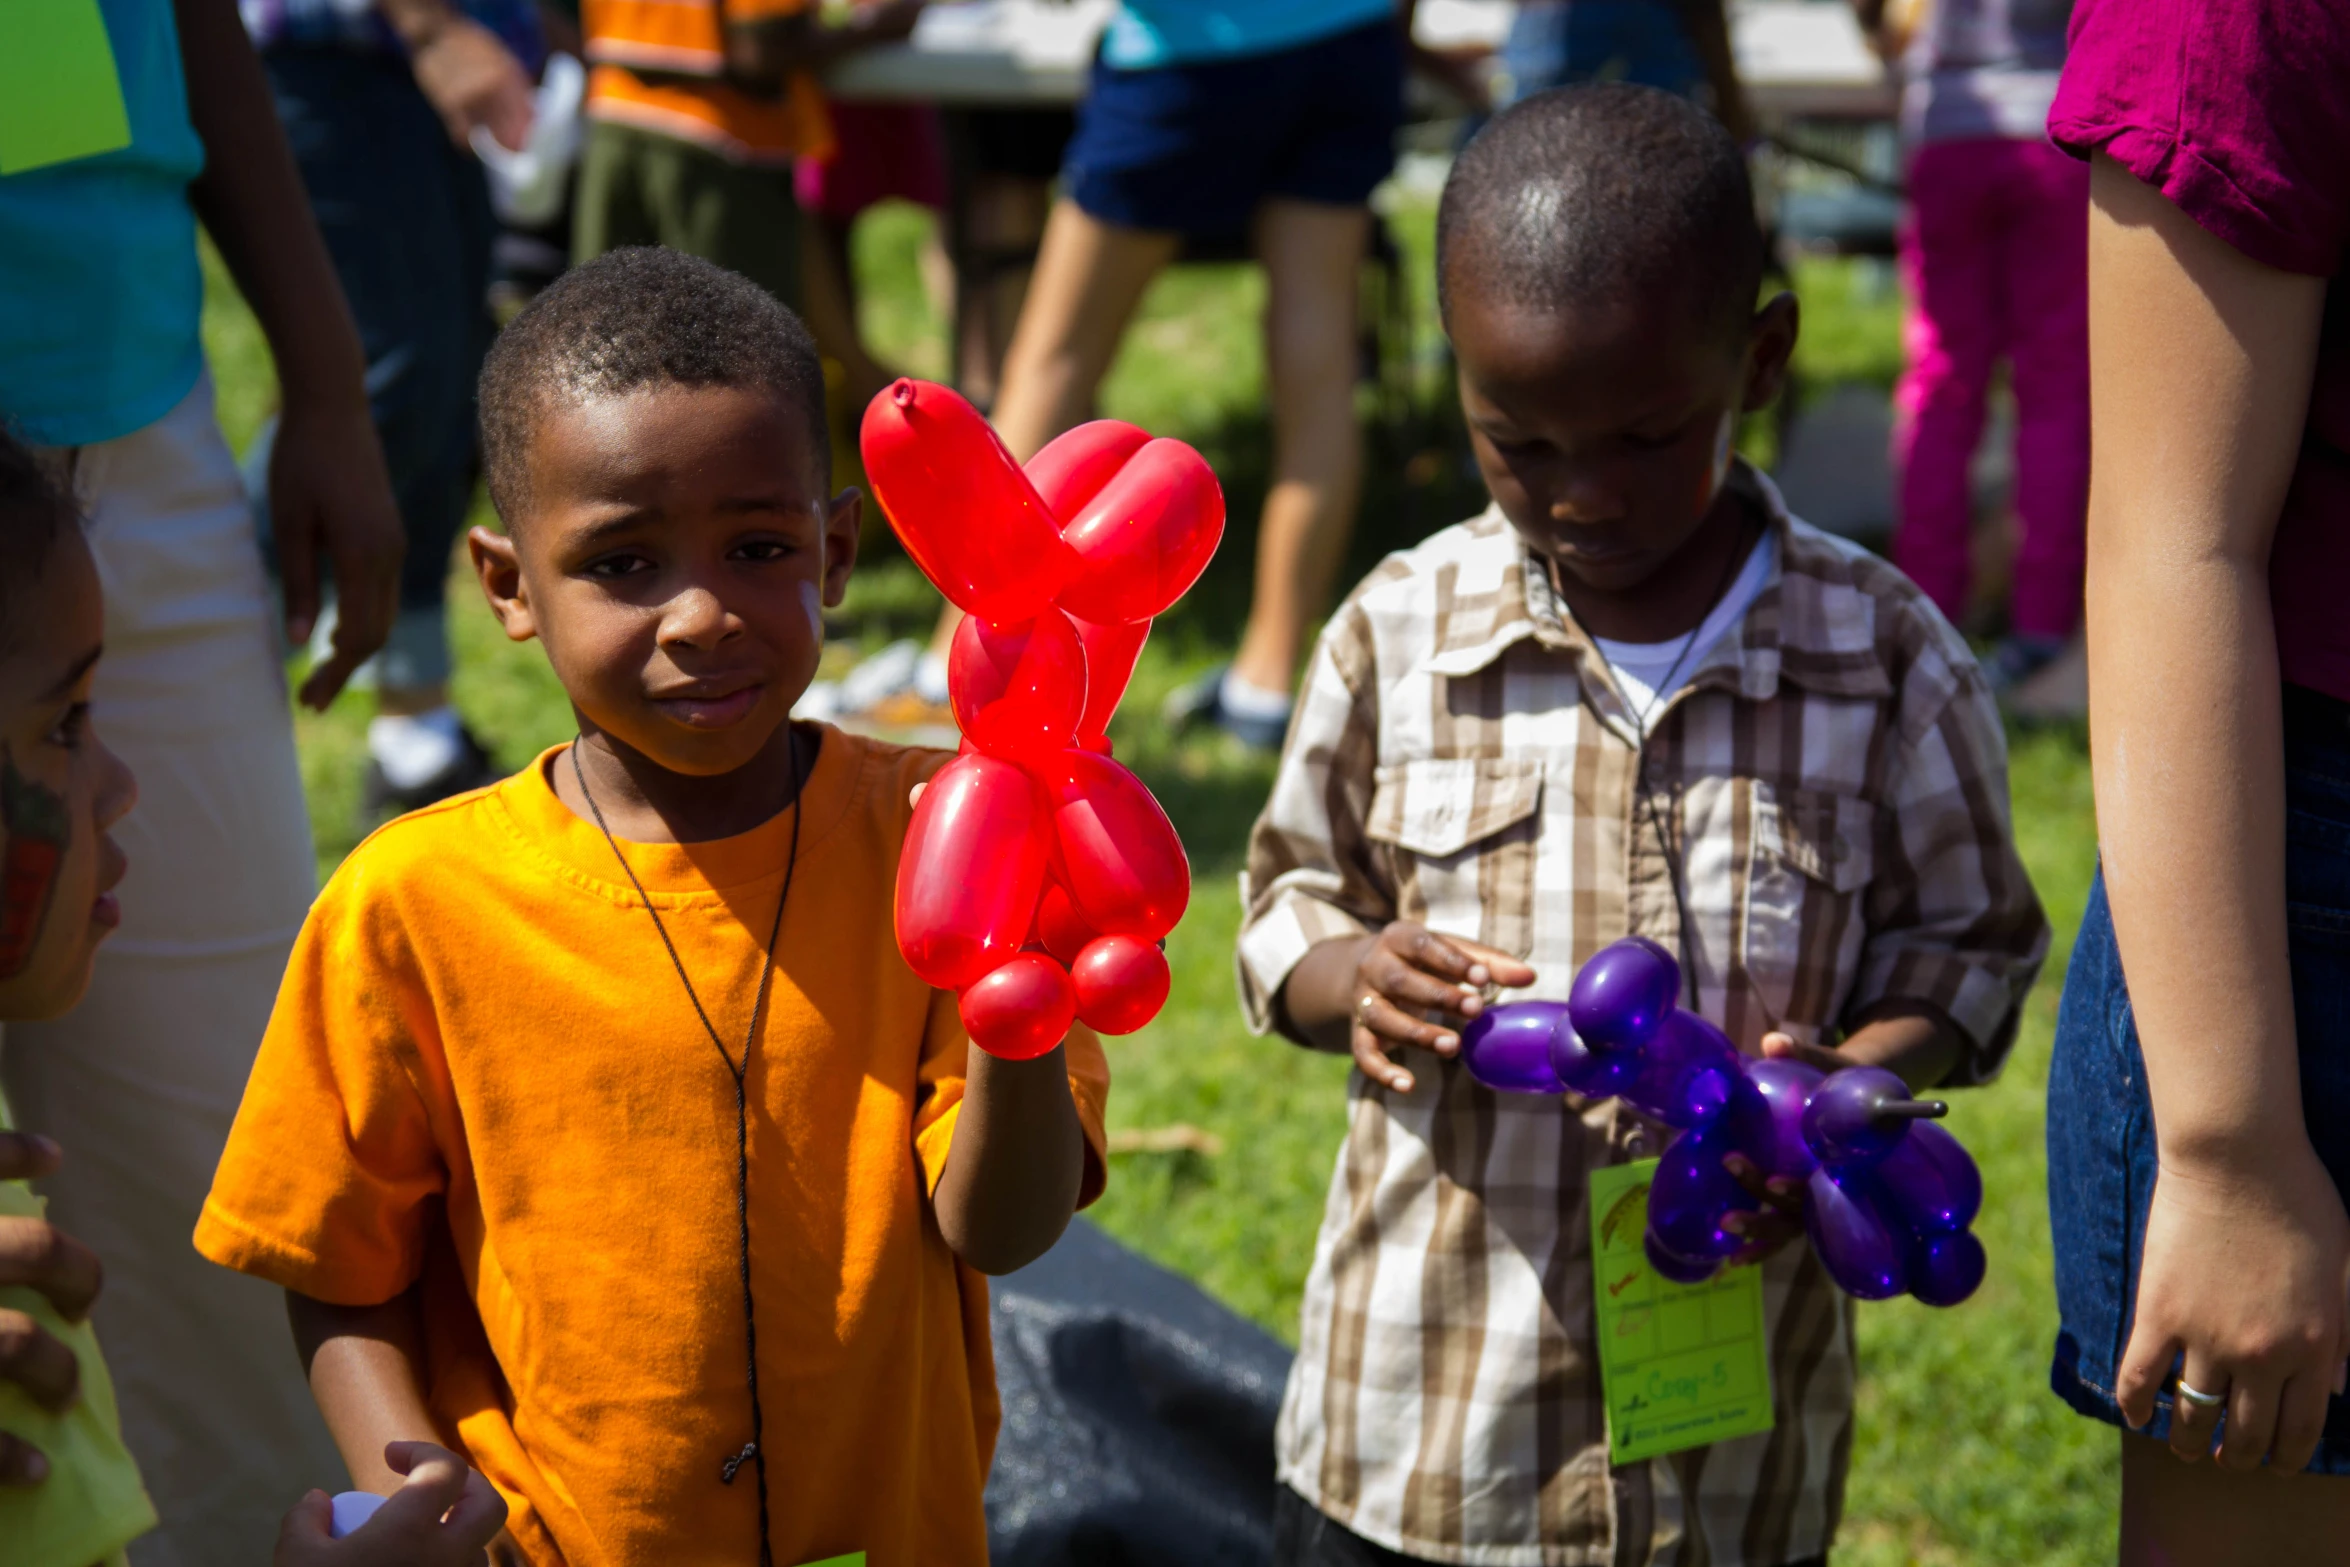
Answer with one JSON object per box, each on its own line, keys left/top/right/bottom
{"left": 0, "top": 1130, "right": 105, "bottom": 1484}
{"left": 1349, "top": 922, "right": 1537, "bottom": 1093}
{"left": 273, "top": 1442, "right": 508, "bottom": 1567}
{"left": 1714, "top": 1024, "right": 1956, "bottom": 1267}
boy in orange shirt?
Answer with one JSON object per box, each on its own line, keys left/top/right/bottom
{"left": 196, "top": 247, "right": 1111, "bottom": 1567}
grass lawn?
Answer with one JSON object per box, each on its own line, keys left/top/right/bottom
{"left": 201, "top": 195, "right": 2113, "bottom": 1563}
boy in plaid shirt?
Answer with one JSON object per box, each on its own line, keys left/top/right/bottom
{"left": 1238, "top": 85, "right": 2048, "bottom": 1565}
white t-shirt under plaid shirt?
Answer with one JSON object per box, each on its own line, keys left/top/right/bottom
{"left": 1236, "top": 465, "right": 2049, "bottom": 1567}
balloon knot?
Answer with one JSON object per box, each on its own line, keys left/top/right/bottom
{"left": 890, "top": 379, "right": 917, "bottom": 407}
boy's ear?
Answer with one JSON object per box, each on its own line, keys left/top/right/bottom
{"left": 1739, "top": 292, "right": 1802, "bottom": 414}
{"left": 468, "top": 525, "right": 539, "bottom": 644}
{"left": 821, "top": 488, "right": 862, "bottom": 609}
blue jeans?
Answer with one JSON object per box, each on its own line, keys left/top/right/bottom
{"left": 253, "top": 47, "right": 496, "bottom": 692}
{"left": 1497, "top": 0, "right": 1706, "bottom": 106}
{"left": 2047, "top": 683, "right": 2350, "bottom": 1470}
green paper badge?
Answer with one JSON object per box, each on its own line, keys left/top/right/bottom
{"left": 1590, "top": 1158, "right": 1775, "bottom": 1465}
{"left": 0, "top": 0, "right": 134, "bottom": 176}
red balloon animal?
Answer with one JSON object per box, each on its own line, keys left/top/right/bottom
{"left": 864, "top": 380, "right": 1223, "bottom": 1059}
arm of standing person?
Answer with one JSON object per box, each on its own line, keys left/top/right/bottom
{"left": 723, "top": 0, "right": 923, "bottom": 93}
{"left": 1676, "top": 0, "right": 1756, "bottom": 144}
{"left": 171, "top": 0, "right": 406, "bottom": 710}
{"left": 2083, "top": 153, "right": 2347, "bottom": 1475}
{"left": 378, "top": 0, "right": 536, "bottom": 151}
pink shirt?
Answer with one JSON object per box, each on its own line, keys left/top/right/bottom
{"left": 2049, "top": 0, "right": 2350, "bottom": 702}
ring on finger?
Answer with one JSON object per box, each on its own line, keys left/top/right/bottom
{"left": 1358, "top": 992, "right": 1380, "bottom": 1021}
{"left": 2175, "top": 1378, "right": 2229, "bottom": 1411}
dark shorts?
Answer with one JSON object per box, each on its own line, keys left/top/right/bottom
{"left": 1064, "top": 18, "right": 1405, "bottom": 239}
{"left": 2047, "top": 682, "right": 2350, "bottom": 1472}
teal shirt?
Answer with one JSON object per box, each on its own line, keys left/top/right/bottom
{"left": 0, "top": 0, "right": 206, "bottom": 448}
{"left": 1102, "top": 0, "right": 1396, "bottom": 69}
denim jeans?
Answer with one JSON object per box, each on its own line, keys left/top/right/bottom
{"left": 252, "top": 47, "right": 496, "bottom": 692}
{"left": 2047, "top": 683, "right": 2350, "bottom": 1470}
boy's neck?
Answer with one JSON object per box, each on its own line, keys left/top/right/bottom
{"left": 1549, "top": 485, "right": 1765, "bottom": 646}
{"left": 555, "top": 722, "right": 814, "bottom": 845}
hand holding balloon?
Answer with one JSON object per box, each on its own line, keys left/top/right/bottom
{"left": 1453, "top": 936, "right": 1988, "bottom": 1305}
{"left": 1332, "top": 921, "right": 1537, "bottom": 1095}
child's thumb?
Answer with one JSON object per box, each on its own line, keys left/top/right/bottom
{"left": 276, "top": 1490, "right": 333, "bottom": 1548}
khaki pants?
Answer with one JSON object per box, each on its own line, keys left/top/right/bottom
{"left": 573, "top": 117, "right": 803, "bottom": 306}
{"left": 5, "top": 376, "right": 341, "bottom": 1566}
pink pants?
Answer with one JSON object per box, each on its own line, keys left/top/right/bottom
{"left": 1892, "top": 137, "right": 2089, "bottom": 640}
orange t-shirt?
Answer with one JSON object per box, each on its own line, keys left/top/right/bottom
{"left": 195, "top": 730, "right": 1108, "bottom": 1567}
{"left": 583, "top": 0, "right": 832, "bottom": 165}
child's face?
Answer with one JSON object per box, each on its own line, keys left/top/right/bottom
{"left": 1449, "top": 282, "right": 1798, "bottom": 600}
{"left": 471, "top": 383, "right": 859, "bottom": 777}
{"left": 0, "top": 529, "right": 135, "bottom": 1020}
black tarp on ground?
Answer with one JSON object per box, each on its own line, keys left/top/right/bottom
{"left": 985, "top": 1218, "right": 1291, "bottom": 1566}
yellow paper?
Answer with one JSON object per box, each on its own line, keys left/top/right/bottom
{"left": 1589, "top": 1158, "right": 1775, "bottom": 1465}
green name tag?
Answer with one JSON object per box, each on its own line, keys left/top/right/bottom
{"left": 1590, "top": 1158, "right": 1775, "bottom": 1465}
{"left": 0, "top": 0, "right": 135, "bottom": 175}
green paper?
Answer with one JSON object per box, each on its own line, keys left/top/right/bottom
{"left": 798, "top": 1555, "right": 865, "bottom": 1566}
{"left": 0, "top": 0, "right": 134, "bottom": 175}
{"left": 0, "top": 1093, "right": 158, "bottom": 1567}
{"left": 1589, "top": 1158, "right": 1775, "bottom": 1465}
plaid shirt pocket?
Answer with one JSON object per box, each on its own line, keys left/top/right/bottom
{"left": 1365, "top": 758, "right": 1544, "bottom": 958}
{"left": 1744, "top": 780, "right": 1880, "bottom": 1035}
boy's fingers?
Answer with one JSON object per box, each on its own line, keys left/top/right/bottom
{"left": 1363, "top": 950, "right": 1483, "bottom": 1020}
{"left": 1384, "top": 925, "right": 1479, "bottom": 984}
{"left": 0, "top": 1309, "right": 80, "bottom": 1410}
{"left": 0, "top": 1217, "right": 104, "bottom": 1320}
{"left": 440, "top": 1469, "right": 510, "bottom": 1550}
{"left": 0, "top": 1433, "right": 49, "bottom": 1486}
{"left": 277, "top": 1488, "right": 332, "bottom": 1545}
{"left": 0, "top": 1132, "right": 61, "bottom": 1182}
{"left": 1355, "top": 991, "right": 1460, "bottom": 1057}
{"left": 1760, "top": 1033, "right": 1848, "bottom": 1073}
{"left": 1450, "top": 938, "right": 1537, "bottom": 988}
{"left": 1351, "top": 1024, "right": 1416, "bottom": 1094}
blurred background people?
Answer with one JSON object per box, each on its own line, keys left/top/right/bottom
{"left": 240, "top": 0, "right": 544, "bottom": 815}
{"left": 0, "top": 0, "right": 400, "bottom": 1556}
{"left": 1865, "top": 0, "right": 2083, "bottom": 686}
{"left": 571, "top": 0, "right": 920, "bottom": 307}
{"left": 1493, "top": 0, "right": 1752, "bottom": 138}
{"left": 849, "top": 0, "right": 1411, "bottom": 749}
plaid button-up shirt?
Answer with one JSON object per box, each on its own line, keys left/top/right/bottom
{"left": 1237, "top": 466, "right": 2048, "bottom": 1567}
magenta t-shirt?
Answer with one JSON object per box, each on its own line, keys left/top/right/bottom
{"left": 2049, "top": 0, "right": 2350, "bottom": 702}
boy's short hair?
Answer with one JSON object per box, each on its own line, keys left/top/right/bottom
{"left": 478, "top": 247, "right": 829, "bottom": 526}
{"left": 1436, "top": 83, "right": 1766, "bottom": 344}
{"left": 0, "top": 424, "right": 76, "bottom": 654}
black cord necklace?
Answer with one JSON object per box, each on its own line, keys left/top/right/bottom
{"left": 1564, "top": 515, "right": 1760, "bottom": 1008}
{"left": 570, "top": 731, "right": 802, "bottom": 1567}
